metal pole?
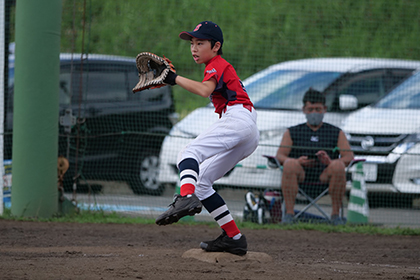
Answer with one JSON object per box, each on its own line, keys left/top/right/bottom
{"left": 11, "top": 0, "right": 62, "bottom": 218}
{"left": 0, "top": 0, "right": 4, "bottom": 215}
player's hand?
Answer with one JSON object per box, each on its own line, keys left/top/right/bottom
{"left": 316, "top": 150, "right": 331, "bottom": 166}
{"left": 298, "top": 156, "right": 317, "bottom": 167}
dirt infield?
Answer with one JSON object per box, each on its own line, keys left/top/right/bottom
{"left": 0, "top": 220, "right": 419, "bottom": 280}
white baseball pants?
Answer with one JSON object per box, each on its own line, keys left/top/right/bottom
{"left": 177, "top": 104, "right": 259, "bottom": 200}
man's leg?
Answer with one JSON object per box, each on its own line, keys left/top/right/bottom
{"left": 281, "top": 159, "right": 305, "bottom": 215}
{"left": 320, "top": 159, "right": 346, "bottom": 216}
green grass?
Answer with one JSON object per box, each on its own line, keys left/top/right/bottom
{"left": 1, "top": 208, "right": 419, "bottom": 236}
{"left": 0, "top": 207, "right": 154, "bottom": 224}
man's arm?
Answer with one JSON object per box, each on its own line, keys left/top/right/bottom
{"left": 337, "top": 130, "right": 354, "bottom": 166}
{"left": 277, "top": 129, "right": 316, "bottom": 167}
{"left": 276, "top": 130, "right": 292, "bottom": 165}
{"left": 175, "top": 75, "right": 216, "bottom": 98}
{"left": 317, "top": 130, "right": 354, "bottom": 166}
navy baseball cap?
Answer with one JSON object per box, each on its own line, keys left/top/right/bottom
{"left": 179, "top": 21, "right": 224, "bottom": 46}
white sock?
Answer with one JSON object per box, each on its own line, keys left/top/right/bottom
{"left": 232, "top": 233, "right": 242, "bottom": 240}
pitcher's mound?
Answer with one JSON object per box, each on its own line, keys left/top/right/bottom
{"left": 182, "top": 249, "right": 272, "bottom": 264}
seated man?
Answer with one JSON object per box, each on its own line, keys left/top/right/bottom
{"left": 276, "top": 88, "right": 354, "bottom": 225}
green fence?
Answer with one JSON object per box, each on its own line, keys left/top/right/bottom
{"left": 2, "top": 0, "right": 420, "bottom": 227}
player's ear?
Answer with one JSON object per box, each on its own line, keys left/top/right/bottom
{"left": 212, "top": 41, "right": 221, "bottom": 52}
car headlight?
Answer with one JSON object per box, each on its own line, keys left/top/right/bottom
{"left": 387, "top": 133, "right": 420, "bottom": 162}
{"left": 404, "top": 133, "right": 420, "bottom": 144}
{"left": 397, "top": 133, "right": 420, "bottom": 153}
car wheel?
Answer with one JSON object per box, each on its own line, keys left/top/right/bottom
{"left": 129, "top": 153, "right": 164, "bottom": 196}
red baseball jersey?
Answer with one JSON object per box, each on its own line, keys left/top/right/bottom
{"left": 203, "top": 55, "right": 253, "bottom": 115}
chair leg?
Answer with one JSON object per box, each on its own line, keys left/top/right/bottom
{"left": 281, "top": 197, "right": 287, "bottom": 219}
{"left": 281, "top": 187, "right": 340, "bottom": 223}
{"left": 295, "top": 188, "right": 330, "bottom": 220}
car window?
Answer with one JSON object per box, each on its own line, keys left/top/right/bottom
{"left": 325, "top": 71, "right": 385, "bottom": 111}
{"left": 70, "top": 71, "right": 128, "bottom": 103}
{"left": 386, "top": 69, "right": 413, "bottom": 88}
{"left": 375, "top": 73, "right": 420, "bottom": 109}
{"left": 325, "top": 69, "right": 414, "bottom": 112}
{"left": 336, "top": 74, "right": 384, "bottom": 108}
{"left": 337, "top": 76, "right": 383, "bottom": 97}
{"left": 59, "top": 61, "right": 135, "bottom": 105}
{"left": 246, "top": 70, "right": 340, "bottom": 110}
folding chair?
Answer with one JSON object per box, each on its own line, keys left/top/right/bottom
{"left": 263, "top": 155, "right": 364, "bottom": 223}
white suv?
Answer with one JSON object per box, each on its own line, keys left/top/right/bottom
{"left": 342, "top": 71, "right": 420, "bottom": 207}
{"left": 158, "top": 58, "right": 420, "bottom": 193}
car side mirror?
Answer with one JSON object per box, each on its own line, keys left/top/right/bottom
{"left": 339, "top": 94, "right": 358, "bottom": 111}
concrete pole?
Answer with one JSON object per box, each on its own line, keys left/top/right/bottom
{"left": 11, "top": 0, "right": 62, "bottom": 218}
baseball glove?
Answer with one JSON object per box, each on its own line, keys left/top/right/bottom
{"left": 132, "top": 52, "right": 176, "bottom": 93}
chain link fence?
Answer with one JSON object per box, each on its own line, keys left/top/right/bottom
{"left": 3, "top": 0, "right": 420, "bottom": 227}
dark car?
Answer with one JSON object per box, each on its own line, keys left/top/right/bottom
{"left": 6, "top": 53, "right": 177, "bottom": 195}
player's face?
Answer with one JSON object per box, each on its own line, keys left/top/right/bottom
{"left": 190, "top": 38, "right": 217, "bottom": 64}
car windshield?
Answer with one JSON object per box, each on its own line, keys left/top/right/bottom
{"left": 375, "top": 72, "right": 420, "bottom": 109}
{"left": 246, "top": 70, "right": 340, "bottom": 110}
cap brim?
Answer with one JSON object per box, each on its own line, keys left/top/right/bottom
{"left": 179, "top": 32, "right": 194, "bottom": 40}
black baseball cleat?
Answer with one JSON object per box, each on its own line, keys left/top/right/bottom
{"left": 155, "top": 194, "right": 202, "bottom": 226}
{"left": 200, "top": 230, "right": 247, "bottom": 256}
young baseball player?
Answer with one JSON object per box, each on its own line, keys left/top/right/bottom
{"left": 155, "top": 21, "right": 259, "bottom": 256}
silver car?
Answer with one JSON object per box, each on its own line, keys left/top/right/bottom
{"left": 342, "top": 71, "right": 420, "bottom": 207}
{"left": 158, "top": 58, "right": 420, "bottom": 194}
